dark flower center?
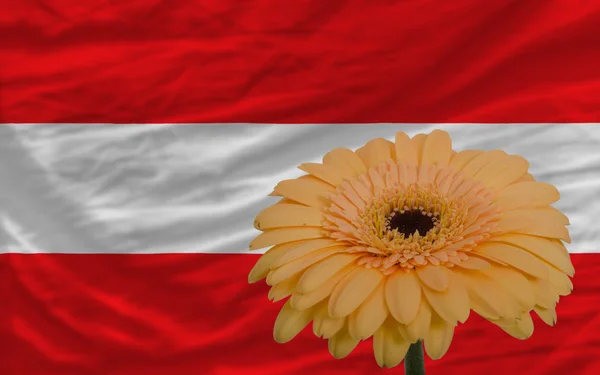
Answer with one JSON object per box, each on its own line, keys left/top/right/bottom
{"left": 387, "top": 210, "right": 435, "bottom": 237}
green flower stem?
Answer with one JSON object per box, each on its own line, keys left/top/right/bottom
{"left": 404, "top": 341, "right": 426, "bottom": 375}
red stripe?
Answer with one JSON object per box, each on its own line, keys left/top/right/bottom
{"left": 2, "top": 1, "right": 600, "bottom": 123}
{"left": 1, "top": 253, "right": 598, "bottom": 375}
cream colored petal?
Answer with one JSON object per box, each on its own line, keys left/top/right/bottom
{"left": 385, "top": 270, "right": 422, "bottom": 324}
{"left": 322, "top": 148, "right": 367, "bottom": 178}
{"left": 267, "top": 246, "right": 344, "bottom": 286}
{"left": 455, "top": 269, "right": 521, "bottom": 320}
{"left": 250, "top": 227, "right": 325, "bottom": 250}
{"left": 455, "top": 256, "right": 491, "bottom": 270}
{"left": 422, "top": 271, "right": 470, "bottom": 324}
{"left": 422, "top": 130, "right": 452, "bottom": 167}
{"left": 530, "top": 278, "right": 559, "bottom": 309}
{"left": 395, "top": 132, "right": 418, "bottom": 165}
{"left": 416, "top": 266, "right": 449, "bottom": 292}
{"left": 424, "top": 313, "right": 454, "bottom": 360}
{"left": 269, "top": 273, "right": 302, "bottom": 302}
{"left": 356, "top": 138, "right": 395, "bottom": 168}
{"left": 254, "top": 203, "right": 324, "bottom": 230}
{"left": 475, "top": 155, "right": 529, "bottom": 190}
{"left": 449, "top": 150, "right": 483, "bottom": 172}
{"left": 291, "top": 265, "right": 356, "bottom": 310}
{"left": 484, "top": 265, "right": 536, "bottom": 311}
{"left": 374, "top": 320, "right": 410, "bottom": 368}
{"left": 351, "top": 281, "right": 388, "bottom": 340}
{"left": 273, "top": 238, "right": 341, "bottom": 268}
{"left": 460, "top": 150, "right": 507, "bottom": 178}
{"left": 313, "top": 301, "right": 345, "bottom": 339}
{"left": 496, "top": 208, "right": 571, "bottom": 243}
{"left": 475, "top": 243, "right": 549, "bottom": 279}
{"left": 403, "top": 300, "right": 432, "bottom": 342}
{"left": 493, "top": 181, "right": 560, "bottom": 210}
{"left": 545, "top": 206, "right": 571, "bottom": 225}
{"left": 329, "top": 267, "right": 383, "bottom": 317}
{"left": 517, "top": 173, "right": 535, "bottom": 182}
{"left": 545, "top": 263, "right": 573, "bottom": 296}
{"left": 273, "top": 300, "right": 313, "bottom": 343}
{"left": 296, "top": 253, "right": 360, "bottom": 293}
{"left": 248, "top": 241, "right": 304, "bottom": 283}
{"left": 411, "top": 133, "right": 428, "bottom": 165}
{"left": 298, "top": 163, "right": 347, "bottom": 187}
{"left": 328, "top": 326, "right": 360, "bottom": 359}
{"left": 490, "top": 233, "right": 574, "bottom": 276}
{"left": 494, "top": 312, "right": 534, "bottom": 340}
{"left": 469, "top": 294, "right": 500, "bottom": 320}
{"left": 534, "top": 305, "right": 557, "bottom": 326}
{"left": 273, "top": 176, "right": 335, "bottom": 208}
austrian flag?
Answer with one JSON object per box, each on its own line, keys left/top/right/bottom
{"left": 2, "top": 1, "right": 600, "bottom": 375}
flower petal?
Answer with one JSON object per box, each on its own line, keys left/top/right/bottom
{"left": 534, "top": 306, "right": 557, "bottom": 326}
{"left": 329, "top": 267, "right": 383, "bottom": 317}
{"left": 322, "top": 148, "right": 367, "bottom": 178}
{"left": 248, "top": 241, "right": 303, "bottom": 283}
{"left": 545, "top": 263, "right": 573, "bottom": 296}
{"left": 328, "top": 326, "right": 359, "bottom": 359}
{"left": 313, "top": 301, "right": 345, "bottom": 339}
{"left": 449, "top": 150, "right": 483, "bottom": 172}
{"left": 273, "top": 238, "right": 341, "bottom": 268}
{"left": 402, "top": 300, "right": 432, "bottom": 342}
{"left": 455, "top": 269, "right": 522, "bottom": 320}
{"left": 250, "top": 227, "right": 325, "bottom": 250}
{"left": 530, "top": 278, "right": 559, "bottom": 308}
{"left": 455, "top": 256, "right": 491, "bottom": 270}
{"left": 273, "top": 300, "right": 313, "bottom": 343}
{"left": 254, "top": 203, "right": 324, "bottom": 230}
{"left": 493, "top": 181, "right": 560, "bottom": 210}
{"left": 422, "top": 129, "right": 452, "bottom": 167}
{"left": 356, "top": 138, "right": 395, "bottom": 168}
{"left": 475, "top": 243, "right": 549, "bottom": 279}
{"left": 273, "top": 176, "right": 335, "bottom": 207}
{"left": 267, "top": 246, "right": 344, "bottom": 285}
{"left": 416, "top": 266, "right": 449, "bottom": 292}
{"left": 350, "top": 281, "right": 388, "bottom": 339}
{"left": 494, "top": 312, "right": 534, "bottom": 340}
{"left": 291, "top": 265, "right": 356, "bottom": 310}
{"left": 373, "top": 320, "right": 410, "bottom": 368}
{"left": 395, "top": 132, "right": 418, "bottom": 165}
{"left": 484, "top": 265, "right": 536, "bottom": 311}
{"left": 496, "top": 208, "right": 571, "bottom": 243}
{"left": 424, "top": 313, "right": 454, "bottom": 360}
{"left": 385, "top": 270, "right": 422, "bottom": 324}
{"left": 298, "top": 163, "right": 347, "bottom": 187}
{"left": 268, "top": 273, "right": 302, "bottom": 302}
{"left": 460, "top": 150, "right": 507, "bottom": 178}
{"left": 489, "top": 233, "right": 574, "bottom": 276}
{"left": 421, "top": 271, "right": 470, "bottom": 324}
{"left": 474, "top": 155, "right": 529, "bottom": 190}
{"left": 411, "top": 133, "right": 428, "bottom": 165}
{"left": 296, "top": 253, "right": 360, "bottom": 293}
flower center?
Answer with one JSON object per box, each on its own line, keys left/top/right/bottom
{"left": 387, "top": 210, "right": 436, "bottom": 237}
{"left": 322, "top": 159, "right": 502, "bottom": 273}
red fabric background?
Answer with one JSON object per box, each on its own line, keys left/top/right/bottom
{"left": 2, "top": 0, "right": 600, "bottom": 123}
{"left": 1, "top": 253, "right": 599, "bottom": 375}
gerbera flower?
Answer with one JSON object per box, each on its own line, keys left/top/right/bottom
{"left": 248, "top": 129, "right": 574, "bottom": 369}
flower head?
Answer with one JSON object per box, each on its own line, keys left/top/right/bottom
{"left": 248, "top": 130, "right": 574, "bottom": 368}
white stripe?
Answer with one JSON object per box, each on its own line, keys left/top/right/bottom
{"left": 1, "top": 124, "right": 598, "bottom": 254}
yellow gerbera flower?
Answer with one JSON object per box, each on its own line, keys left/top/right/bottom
{"left": 248, "top": 129, "right": 574, "bottom": 369}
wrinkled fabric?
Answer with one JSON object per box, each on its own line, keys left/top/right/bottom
{"left": 2, "top": 124, "right": 598, "bottom": 255}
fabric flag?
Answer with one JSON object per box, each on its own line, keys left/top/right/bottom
{"left": 2, "top": 2, "right": 600, "bottom": 375}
